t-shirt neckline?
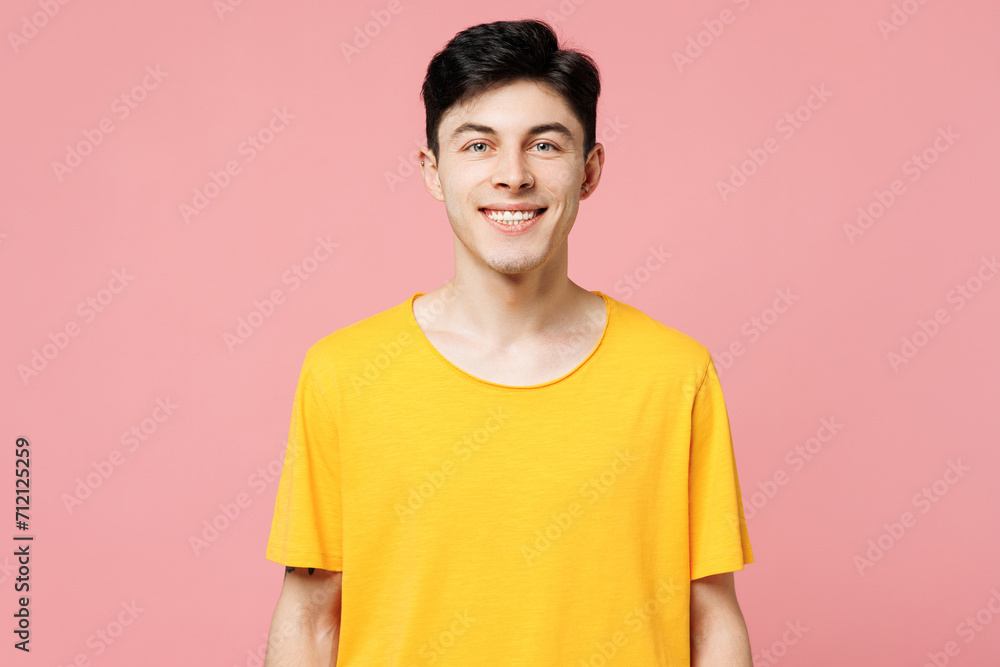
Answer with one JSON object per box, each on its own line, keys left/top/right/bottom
{"left": 406, "top": 290, "right": 612, "bottom": 390}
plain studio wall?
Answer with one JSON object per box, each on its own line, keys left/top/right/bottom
{"left": 2, "top": 0, "right": 999, "bottom": 665}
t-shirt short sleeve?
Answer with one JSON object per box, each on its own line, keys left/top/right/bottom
{"left": 689, "top": 353, "right": 754, "bottom": 580}
{"left": 265, "top": 349, "right": 344, "bottom": 571}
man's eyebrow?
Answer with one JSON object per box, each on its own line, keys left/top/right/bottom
{"left": 528, "top": 123, "right": 574, "bottom": 141}
{"left": 450, "top": 122, "right": 575, "bottom": 142}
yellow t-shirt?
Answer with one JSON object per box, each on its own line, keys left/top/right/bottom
{"left": 266, "top": 290, "right": 753, "bottom": 666}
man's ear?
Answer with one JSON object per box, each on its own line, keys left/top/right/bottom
{"left": 419, "top": 146, "right": 445, "bottom": 202}
{"left": 580, "top": 142, "right": 605, "bottom": 201}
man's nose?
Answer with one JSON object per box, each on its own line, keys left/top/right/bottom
{"left": 491, "top": 150, "right": 533, "bottom": 190}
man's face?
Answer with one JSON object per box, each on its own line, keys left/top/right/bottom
{"left": 420, "top": 79, "right": 603, "bottom": 277}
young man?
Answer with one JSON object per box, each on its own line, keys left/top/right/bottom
{"left": 264, "top": 19, "right": 754, "bottom": 666}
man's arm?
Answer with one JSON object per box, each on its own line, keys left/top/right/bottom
{"left": 264, "top": 566, "right": 343, "bottom": 667}
{"left": 690, "top": 571, "right": 752, "bottom": 666}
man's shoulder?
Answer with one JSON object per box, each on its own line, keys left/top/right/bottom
{"left": 302, "top": 293, "right": 414, "bottom": 368}
{"left": 609, "top": 295, "right": 712, "bottom": 370}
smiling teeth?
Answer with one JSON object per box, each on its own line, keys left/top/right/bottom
{"left": 485, "top": 209, "right": 540, "bottom": 224}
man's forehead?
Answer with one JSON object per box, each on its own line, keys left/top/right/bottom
{"left": 440, "top": 81, "right": 581, "bottom": 143}
{"left": 450, "top": 121, "right": 575, "bottom": 141}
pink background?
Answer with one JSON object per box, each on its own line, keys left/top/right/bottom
{"left": 3, "top": 0, "right": 999, "bottom": 665}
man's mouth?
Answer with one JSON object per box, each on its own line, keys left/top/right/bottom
{"left": 480, "top": 208, "right": 547, "bottom": 226}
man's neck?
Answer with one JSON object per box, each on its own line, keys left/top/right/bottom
{"left": 419, "top": 276, "right": 596, "bottom": 349}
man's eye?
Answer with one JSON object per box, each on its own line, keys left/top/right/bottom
{"left": 534, "top": 142, "right": 553, "bottom": 152}
{"left": 469, "top": 142, "right": 489, "bottom": 152}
